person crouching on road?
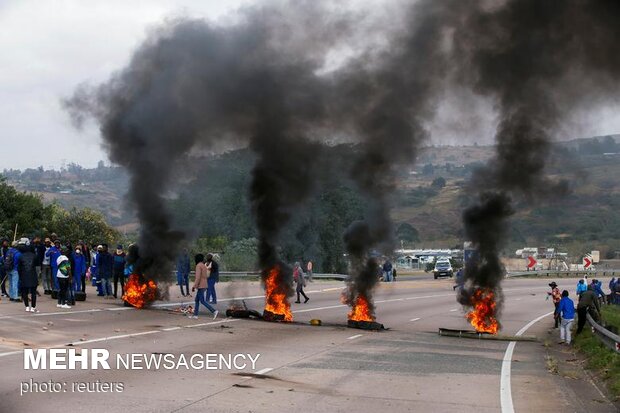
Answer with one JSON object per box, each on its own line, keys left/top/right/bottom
{"left": 56, "top": 246, "right": 72, "bottom": 309}
{"left": 547, "top": 282, "right": 561, "bottom": 328}
{"left": 17, "top": 239, "right": 39, "bottom": 312}
{"left": 576, "top": 284, "right": 601, "bottom": 335}
{"left": 556, "top": 290, "right": 575, "bottom": 345}
{"left": 189, "top": 254, "right": 218, "bottom": 320}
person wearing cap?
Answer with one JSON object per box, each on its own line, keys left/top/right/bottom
{"left": 17, "top": 239, "right": 39, "bottom": 312}
{"left": 576, "top": 284, "right": 601, "bottom": 335}
{"left": 555, "top": 290, "right": 575, "bottom": 345}
{"left": 547, "top": 282, "right": 561, "bottom": 328}
{"left": 112, "top": 244, "right": 126, "bottom": 298}
{"left": 40, "top": 238, "right": 53, "bottom": 294}
{"left": 56, "top": 246, "right": 72, "bottom": 309}
{"left": 73, "top": 245, "right": 87, "bottom": 295}
{"left": 46, "top": 239, "right": 62, "bottom": 292}
{"left": 176, "top": 248, "right": 191, "bottom": 297}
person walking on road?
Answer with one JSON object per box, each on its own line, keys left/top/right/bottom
{"left": 576, "top": 285, "right": 601, "bottom": 335}
{"left": 555, "top": 290, "right": 575, "bottom": 345}
{"left": 382, "top": 260, "right": 393, "bottom": 282}
{"left": 206, "top": 253, "right": 219, "bottom": 304}
{"left": 294, "top": 262, "right": 309, "bottom": 303}
{"left": 547, "top": 282, "right": 561, "bottom": 328}
{"left": 306, "top": 260, "right": 313, "bottom": 283}
{"left": 190, "top": 254, "right": 218, "bottom": 319}
{"left": 176, "top": 248, "right": 191, "bottom": 297}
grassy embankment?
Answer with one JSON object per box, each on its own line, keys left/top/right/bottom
{"left": 574, "top": 305, "right": 620, "bottom": 399}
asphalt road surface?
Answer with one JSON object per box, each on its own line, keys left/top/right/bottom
{"left": 0, "top": 276, "right": 617, "bottom": 413}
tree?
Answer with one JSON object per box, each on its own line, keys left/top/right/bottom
{"left": 396, "top": 223, "right": 420, "bottom": 243}
{"left": 0, "top": 176, "right": 52, "bottom": 239}
{"left": 431, "top": 176, "right": 446, "bottom": 189}
{"left": 48, "top": 206, "right": 120, "bottom": 245}
{"left": 223, "top": 238, "right": 259, "bottom": 271}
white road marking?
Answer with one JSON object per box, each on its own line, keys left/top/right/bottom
{"left": 254, "top": 368, "right": 273, "bottom": 375}
{"left": 500, "top": 311, "right": 553, "bottom": 413}
{"left": 449, "top": 309, "right": 458, "bottom": 312}
{"left": 410, "top": 317, "right": 421, "bottom": 322}
{"left": 0, "top": 351, "right": 21, "bottom": 358}
{"left": 347, "top": 334, "right": 363, "bottom": 340}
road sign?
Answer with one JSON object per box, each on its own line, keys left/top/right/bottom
{"left": 527, "top": 256, "right": 537, "bottom": 269}
{"left": 583, "top": 255, "right": 592, "bottom": 269}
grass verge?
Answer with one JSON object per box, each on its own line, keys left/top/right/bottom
{"left": 574, "top": 305, "right": 620, "bottom": 400}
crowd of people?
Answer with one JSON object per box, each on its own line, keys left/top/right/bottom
{"left": 548, "top": 276, "right": 617, "bottom": 346}
{"left": 0, "top": 233, "right": 128, "bottom": 312}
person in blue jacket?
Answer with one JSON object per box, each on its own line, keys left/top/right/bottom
{"left": 576, "top": 279, "right": 587, "bottom": 296}
{"left": 72, "top": 246, "right": 87, "bottom": 293}
{"left": 555, "top": 290, "right": 575, "bottom": 345}
{"left": 45, "top": 240, "right": 62, "bottom": 292}
{"left": 96, "top": 244, "right": 114, "bottom": 298}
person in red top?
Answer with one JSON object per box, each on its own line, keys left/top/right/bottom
{"left": 548, "top": 282, "right": 562, "bottom": 328}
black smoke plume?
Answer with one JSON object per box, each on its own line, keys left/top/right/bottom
{"left": 339, "top": 1, "right": 460, "bottom": 317}
{"left": 63, "top": 3, "right": 349, "bottom": 293}
{"left": 453, "top": 0, "right": 620, "bottom": 318}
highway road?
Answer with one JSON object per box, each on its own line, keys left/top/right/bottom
{"left": 0, "top": 276, "right": 617, "bottom": 412}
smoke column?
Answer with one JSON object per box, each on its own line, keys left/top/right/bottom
{"left": 63, "top": 3, "right": 354, "bottom": 294}
{"left": 453, "top": 0, "right": 620, "bottom": 322}
{"left": 339, "top": 1, "right": 461, "bottom": 317}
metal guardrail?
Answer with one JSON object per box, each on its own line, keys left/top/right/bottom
{"left": 507, "top": 270, "right": 619, "bottom": 278}
{"left": 178, "top": 271, "right": 348, "bottom": 281}
{"left": 586, "top": 312, "right": 620, "bottom": 353}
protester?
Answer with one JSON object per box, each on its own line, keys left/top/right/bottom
{"left": 547, "top": 282, "right": 561, "bottom": 328}
{"left": 609, "top": 278, "right": 617, "bottom": 304}
{"left": 206, "top": 253, "right": 219, "bottom": 304}
{"left": 17, "top": 239, "right": 39, "bottom": 312}
{"left": 591, "top": 279, "right": 605, "bottom": 305}
{"left": 0, "top": 238, "right": 9, "bottom": 297}
{"left": 576, "top": 279, "right": 587, "bottom": 296}
{"left": 190, "top": 254, "right": 218, "bottom": 319}
{"left": 112, "top": 244, "right": 126, "bottom": 298}
{"left": 306, "top": 260, "right": 313, "bottom": 282}
{"left": 6, "top": 241, "right": 21, "bottom": 301}
{"left": 73, "top": 245, "right": 87, "bottom": 294}
{"left": 576, "top": 285, "right": 601, "bottom": 335}
{"left": 555, "top": 290, "right": 575, "bottom": 345}
{"left": 176, "top": 248, "right": 191, "bottom": 297}
{"left": 46, "top": 239, "right": 61, "bottom": 292}
{"left": 293, "top": 262, "right": 309, "bottom": 303}
{"left": 383, "top": 260, "right": 393, "bottom": 282}
{"left": 32, "top": 236, "right": 44, "bottom": 295}
{"left": 39, "top": 238, "right": 52, "bottom": 294}
{"left": 91, "top": 245, "right": 103, "bottom": 296}
{"left": 97, "top": 244, "right": 114, "bottom": 298}
{"left": 453, "top": 267, "right": 464, "bottom": 291}
{"left": 56, "top": 246, "right": 72, "bottom": 309}
{"left": 78, "top": 241, "right": 90, "bottom": 293}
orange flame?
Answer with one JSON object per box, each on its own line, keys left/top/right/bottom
{"left": 263, "top": 266, "right": 293, "bottom": 321}
{"left": 466, "top": 288, "right": 499, "bottom": 334}
{"left": 348, "top": 294, "right": 375, "bottom": 322}
{"left": 122, "top": 274, "right": 158, "bottom": 309}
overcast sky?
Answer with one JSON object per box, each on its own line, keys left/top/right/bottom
{"left": 1, "top": 0, "right": 619, "bottom": 171}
